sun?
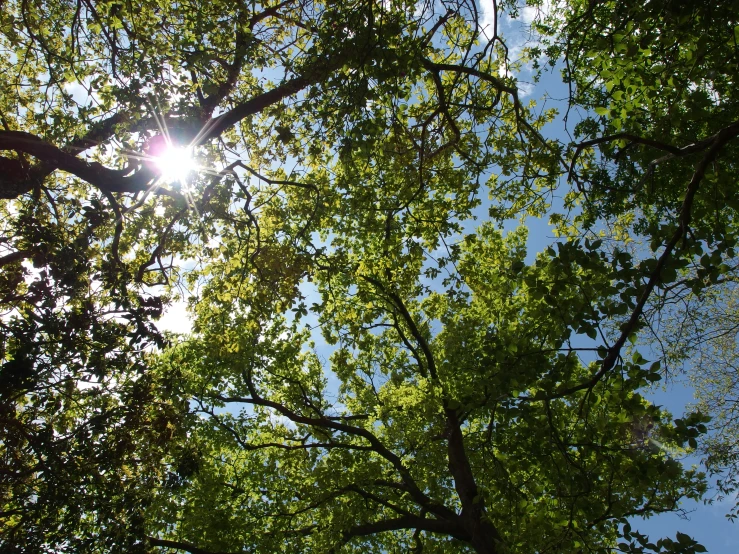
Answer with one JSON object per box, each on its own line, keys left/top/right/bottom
{"left": 144, "top": 134, "right": 196, "bottom": 185}
{"left": 155, "top": 145, "right": 196, "bottom": 185}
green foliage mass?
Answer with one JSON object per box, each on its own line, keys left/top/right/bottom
{"left": 0, "top": 0, "right": 737, "bottom": 553}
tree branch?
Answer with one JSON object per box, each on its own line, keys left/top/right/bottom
{"left": 214, "top": 392, "right": 456, "bottom": 521}
{"left": 0, "top": 249, "right": 33, "bottom": 268}
{"left": 0, "top": 130, "right": 159, "bottom": 197}
{"left": 444, "top": 407, "right": 504, "bottom": 554}
{"left": 568, "top": 121, "right": 739, "bottom": 184}
{"left": 543, "top": 120, "right": 739, "bottom": 400}
{"left": 193, "top": 53, "right": 348, "bottom": 145}
{"left": 147, "top": 536, "right": 241, "bottom": 554}
{"left": 339, "top": 514, "right": 469, "bottom": 546}
{"left": 362, "top": 275, "right": 438, "bottom": 380}
{"left": 0, "top": 51, "right": 348, "bottom": 199}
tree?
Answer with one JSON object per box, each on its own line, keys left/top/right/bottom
{"left": 0, "top": 0, "right": 737, "bottom": 552}
{"left": 638, "top": 262, "right": 739, "bottom": 523}
{"left": 540, "top": 0, "right": 739, "bottom": 526}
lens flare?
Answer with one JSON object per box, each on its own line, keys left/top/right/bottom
{"left": 155, "top": 145, "right": 196, "bottom": 184}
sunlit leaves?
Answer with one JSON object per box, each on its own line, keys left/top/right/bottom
{"left": 3, "top": 0, "right": 736, "bottom": 552}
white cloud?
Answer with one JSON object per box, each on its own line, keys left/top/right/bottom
{"left": 515, "top": 0, "right": 559, "bottom": 25}
{"left": 479, "top": 0, "right": 499, "bottom": 39}
{"left": 494, "top": 1, "right": 561, "bottom": 29}
{"left": 519, "top": 5, "right": 539, "bottom": 24}
{"left": 518, "top": 81, "right": 536, "bottom": 98}
{"left": 268, "top": 411, "right": 297, "bottom": 430}
{"left": 414, "top": 0, "right": 432, "bottom": 19}
{"left": 157, "top": 299, "right": 192, "bottom": 334}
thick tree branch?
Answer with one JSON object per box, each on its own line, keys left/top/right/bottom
{"left": 0, "top": 249, "right": 33, "bottom": 268}
{"left": 200, "top": 1, "right": 299, "bottom": 115}
{"left": 568, "top": 132, "right": 683, "bottom": 181}
{"left": 339, "top": 514, "right": 469, "bottom": 545}
{"left": 360, "top": 276, "right": 502, "bottom": 553}
{"left": 421, "top": 59, "right": 517, "bottom": 97}
{"left": 148, "top": 536, "right": 241, "bottom": 554}
{"left": 193, "top": 53, "right": 348, "bottom": 145}
{"left": 215, "top": 392, "right": 456, "bottom": 521}
{"left": 0, "top": 131, "right": 158, "bottom": 197}
{"left": 444, "top": 408, "right": 504, "bottom": 554}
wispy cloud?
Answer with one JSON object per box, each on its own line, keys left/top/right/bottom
{"left": 511, "top": 0, "right": 557, "bottom": 25}
{"left": 478, "top": 0, "right": 498, "bottom": 39}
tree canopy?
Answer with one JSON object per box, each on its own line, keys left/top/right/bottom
{"left": 1, "top": 0, "right": 738, "bottom": 552}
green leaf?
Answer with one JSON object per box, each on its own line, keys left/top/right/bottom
{"left": 1, "top": 1, "right": 729, "bottom": 550}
